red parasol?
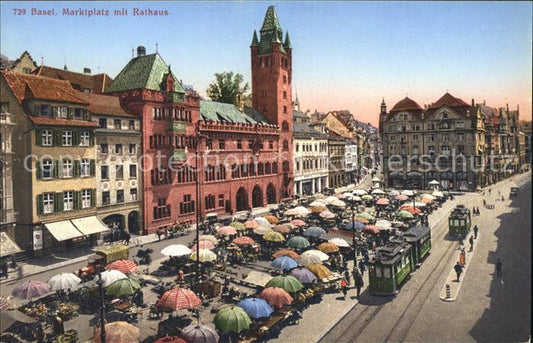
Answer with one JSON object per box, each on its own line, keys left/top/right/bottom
{"left": 105, "top": 259, "right": 138, "bottom": 274}
{"left": 290, "top": 219, "right": 306, "bottom": 227}
{"left": 376, "top": 198, "right": 390, "bottom": 206}
{"left": 272, "top": 249, "right": 300, "bottom": 259}
{"left": 191, "top": 240, "right": 216, "bottom": 250}
{"left": 399, "top": 205, "right": 421, "bottom": 214}
{"left": 362, "top": 225, "right": 380, "bottom": 235}
{"left": 258, "top": 287, "right": 293, "bottom": 309}
{"left": 244, "top": 220, "right": 260, "bottom": 229}
{"left": 273, "top": 225, "right": 292, "bottom": 234}
{"left": 153, "top": 336, "right": 186, "bottom": 343}
{"left": 232, "top": 236, "right": 255, "bottom": 246}
{"left": 217, "top": 226, "right": 237, "bottom": 236}
{"left": 394, "top": 194, "right": 409, "bottom": 201}
{"left": 156, "top": 287, "right": 201, "bottom": 310}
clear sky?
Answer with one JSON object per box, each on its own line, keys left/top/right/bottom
{"left": 1, "top": 1, "right": 531, "bottom": 125}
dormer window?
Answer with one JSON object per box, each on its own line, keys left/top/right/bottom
{"left": 165, "top": 74, "right": 174, "bottom": 92}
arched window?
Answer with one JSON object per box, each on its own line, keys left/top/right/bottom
{"left": 282, "top": 121, "right": 289, "bottom": 131}
{"left": 283, "top": 140, "right": 289, "bottom": 151}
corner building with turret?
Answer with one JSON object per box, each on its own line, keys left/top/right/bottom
{"left": 105, "top": 6, "right": 293, "bottom": 234}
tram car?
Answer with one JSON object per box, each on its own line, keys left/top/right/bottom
{"left": 448, "top": 205, "right": 471, "bottom": 238}
{"left": 403, "top": 225, "right": 431, "bottom": 267}
{"left": 368, "top": 241, "right": 413, "bottom": 295}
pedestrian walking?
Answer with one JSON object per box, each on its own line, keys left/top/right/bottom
{"left": 16, "top": 265, "right": 23, "bottom": 279}
{"left": 483, "top": 199, "right": 486, "bottom": 207}
{"left": 454, "top": 262, "right": 463, "bottom": 281}
{"left": 459, "top": 251, "right": 466, "bottom": 267}
{"left": 340, "top": 278, "right": 348, "bottom": 299}
{"left": 469, "top": 235, "right": 474, "bottom": 252}
{"left": 459, "top": 241, "right": 465, "bottom": 253}
{"left": 358, "top": 259, "right": 366, "bottom": 275}
{"left": 473, "top": 225, "right": 478, "bottom": 239}
{"left": 354, "top": 269, "right": 364, "bottom": 298}
{"left": 496, "top": 258, "right": 503, "bottom": 283}
{"left": 343, "top": 270, "right": 351, "bottom": 286}
{"left": 177, "top": 269, "right": 184, "bottom": 283}
{"left": 501, "top": 195, "right": 504, "bottom": 202}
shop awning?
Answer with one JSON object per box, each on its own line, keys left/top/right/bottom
{"left": 0, "top": 232, "right": 23, "bottom": 257}
{"left": 45, "top": 221, "right": 84, "bottom": 241}
{"left": 71, "top": 216, "right": 110, "bottom": 236}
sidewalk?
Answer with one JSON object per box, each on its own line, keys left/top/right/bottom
{"left": 439, "top": 233, "right": 479, "bottom": 302}
{"left": 0, "top": 231, "right": 168, "bottom": 285}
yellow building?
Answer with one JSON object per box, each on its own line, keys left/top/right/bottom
{"left": 1, "top": 70, "right": 109, "bottom": 255}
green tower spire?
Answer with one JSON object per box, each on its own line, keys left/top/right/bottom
{"left": 251, "top": 30, "right": 259, "bottom": 47}
{"left": 284, "top": 31, "right": 292, "bottom": 49}
{"left": 261, "top": 6, "right": 282, "bottom": 33}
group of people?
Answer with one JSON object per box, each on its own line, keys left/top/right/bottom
{"left": 472, "top": 207, "right": 481, "bottom": 216}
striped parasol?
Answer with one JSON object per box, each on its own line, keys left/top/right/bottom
{"left": 0, "top": 296, "right": 11, "bottom": 311}
{"left": 105, "top": 259, "right": 138, "bottom": 274}
{"left": 156, "top": 287, "right": 201, "bottom": 310}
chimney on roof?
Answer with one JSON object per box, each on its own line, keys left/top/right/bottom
{"left": 83, "top": 68, "right": 91, "bottom": 74}
{"left": 471, "top": 98, "right": 475, "bottom": 107}
{"left": 137, "top": 46, "right": 146, "bottom": 57}
{"left": 483, "top": 100, "right": 486, "bottom": 105}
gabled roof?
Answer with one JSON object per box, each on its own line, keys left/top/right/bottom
{"left": 293, "top": 122, "right": 328, "bottom": 139}
{"left": 33, "top": 66, "right": 112, "bottom": 94}
{"left": 74, "top": 91, "right": 135, "bottom": 118}
{"left": 200, "top": 100, "right": 271, "bottom": 125}
{"left": 430, "top": 92, "right": 469, "bottom": 108}
{"left": 2, "top": 70, "right": 86, "bottom": 105}
{"left": 11, "top": 51, "right": 38, "bottom": 70}
{"left": 105, "top": 53, "right": 184, "bottom": 94}
{"left": 390, "top": 97, "right": 423, "bottom": 113}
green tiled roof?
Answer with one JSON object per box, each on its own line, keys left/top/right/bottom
{"left": 257, "top": 6, "right": 286, "bottom": 55}
{"left": 105, "top": 53, "right": 184, "bottom": 94}
{"left": 200, "top": 100, "right": 271, "bottom": 125}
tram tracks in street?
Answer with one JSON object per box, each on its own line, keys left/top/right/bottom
{"left": 380, "top": 239, "right": 458, "bottom": 342}
{"left": 320, "top": 201, "right": 459, "bottom": 343}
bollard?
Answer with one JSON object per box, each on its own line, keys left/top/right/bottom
{"left": 446, "top": 284, "right": 451, "bottom": 299}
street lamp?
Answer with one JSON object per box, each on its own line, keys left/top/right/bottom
{"left": 194, "top": 123, "right": 211, "bottom": 282}
{"left": 96, "top": 273, "right": 106, "bottom": 343}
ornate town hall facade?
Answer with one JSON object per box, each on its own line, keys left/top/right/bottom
{"left": 105, "top": 6, "right": 293, "bottom": 234}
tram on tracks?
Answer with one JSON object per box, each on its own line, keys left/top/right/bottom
{"left": 448, "top": 205, "right": 471, "bottom": 238}
{"left": 403, "top": 225, "right": 431, "bottom": 267}
{"left": 368, "top": 224, "right": 431, "bottom": 296}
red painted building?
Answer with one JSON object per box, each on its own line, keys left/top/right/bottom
{"left": 105, "top": 6, "right": 294, "bottom": 234}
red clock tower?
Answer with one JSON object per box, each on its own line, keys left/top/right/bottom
{"left": 251, "top": 6, "right": 294, "bottom": 198}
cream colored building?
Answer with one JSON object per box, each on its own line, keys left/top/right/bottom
{"left": 293, "top": 109, "right": 328, "bottom": 196}
{"left": 75, "top": 92, "right": 143, "bottom": 235}
{"left": 1, "top": 70, "right": 109, "bottom": 255}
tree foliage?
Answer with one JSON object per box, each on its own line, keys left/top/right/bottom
{"left": 206, "top": 72, "right": 249, "bottom": 105}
